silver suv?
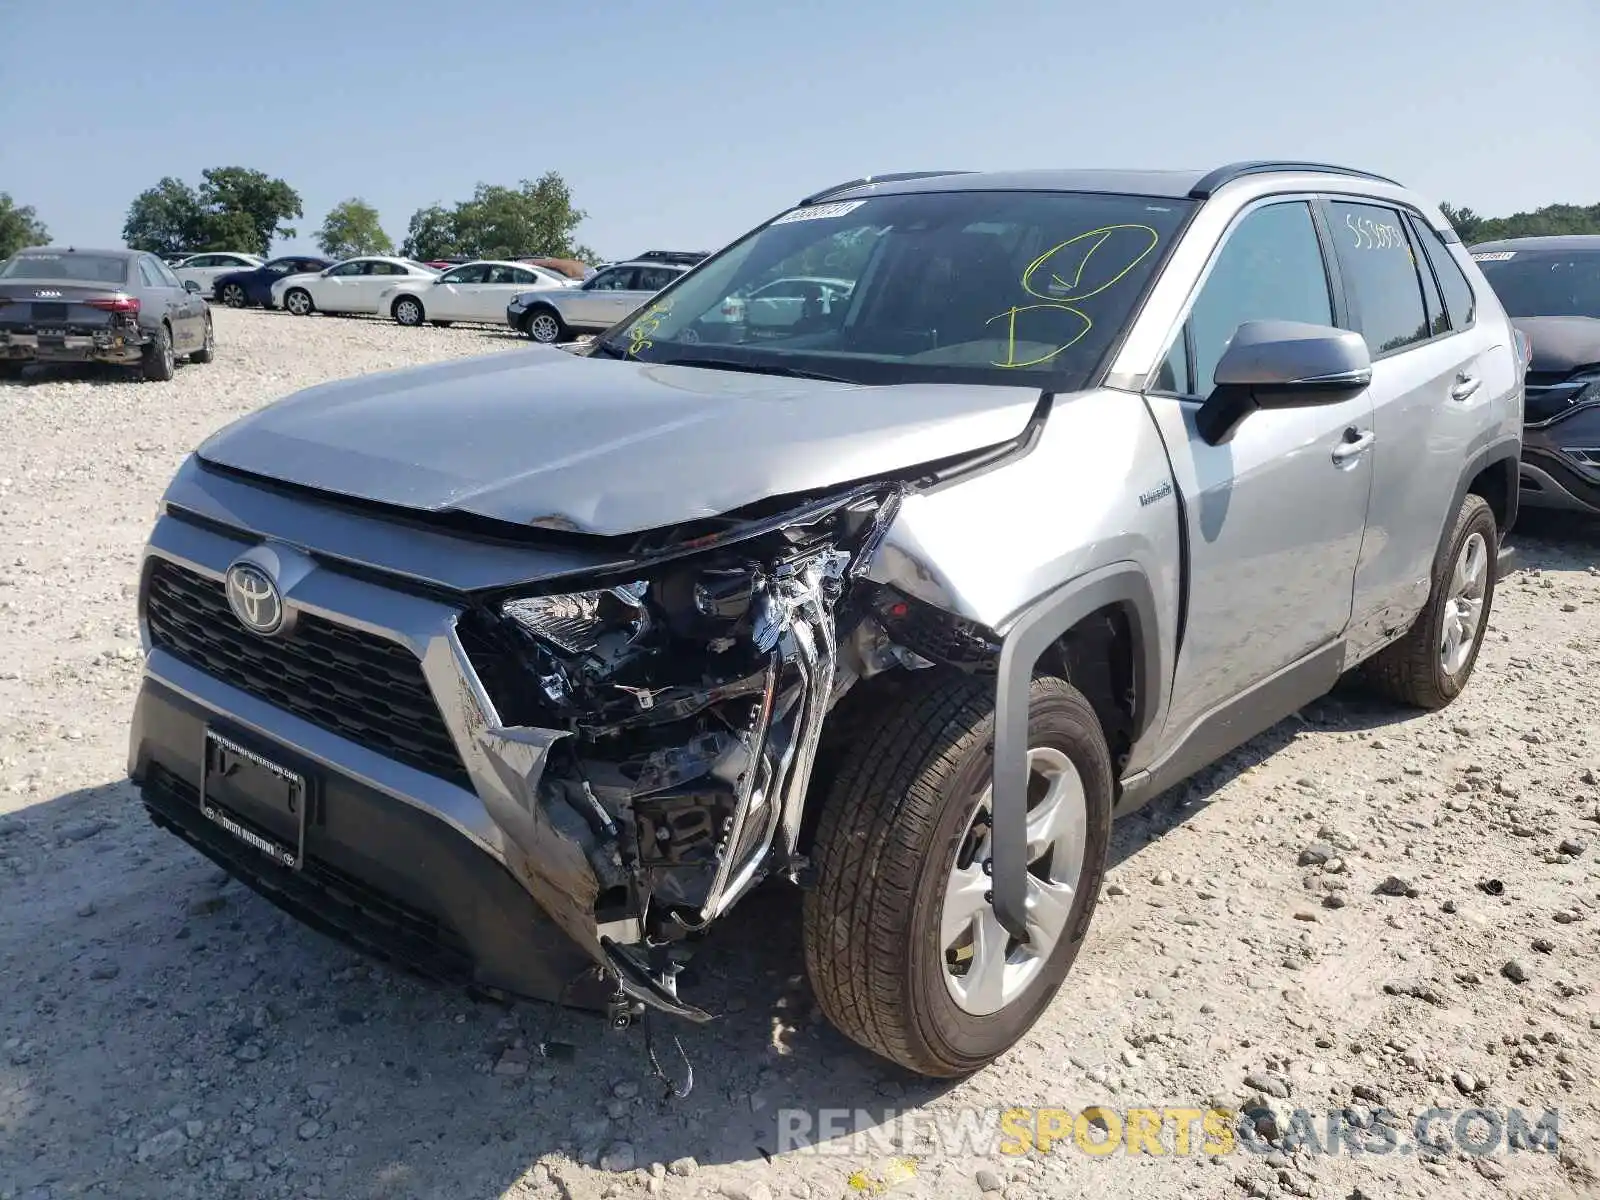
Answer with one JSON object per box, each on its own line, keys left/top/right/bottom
{"left": 506, "top": 259, "right": 689, "bottom": 343}
{"left": 129, "top": 162, "right": 1523, "bottom": 1078}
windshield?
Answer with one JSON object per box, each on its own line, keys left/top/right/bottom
{"left": 601, "top": 190, "right": 1193, "bottom": 387}
{"left": 1475, "top": 250, "right": 1600, "bottom": 319}
{"left": 1, "top": 252, "right": 130, "bottom": 283}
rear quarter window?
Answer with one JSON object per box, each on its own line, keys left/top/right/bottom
{"left": 1411, "top": 217, "right": 1476, "bottom": 331}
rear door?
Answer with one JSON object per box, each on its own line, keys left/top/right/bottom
{"left": 357, "top": 262, "right": 408, "bottom": 311}
{"left": 149, "top": 256, "right": 204, "bottom": 349}
{"left": 1143, "top": 198, "right": 1376, "bottom": 740}
{"left": 1325, "top": 199, "right": 1499, "bottom": 653}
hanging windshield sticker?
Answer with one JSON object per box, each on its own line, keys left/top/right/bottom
{"left": 1471, "top": 251, "right": 1516, "bottom": 261}
{"left": 771, "top": 200, "right": 867, "bottom": 225}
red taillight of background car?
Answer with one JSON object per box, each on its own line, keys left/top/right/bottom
{"left": 83, "top": 296, "right": 141, "bottom": 315}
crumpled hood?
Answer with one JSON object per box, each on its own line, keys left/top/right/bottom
{"left": 196, "top": 348, "right": 1042, "bottom": 536}
{"left": 1510, "top": 315, "right": 1600, "bottom": 375}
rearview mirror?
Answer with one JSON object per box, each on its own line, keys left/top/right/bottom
{"left": 183, "top": 280, "right": 201, "bottom": 294}
{"left": 1195, "top": 320, "right": 1372, "bottom": 446}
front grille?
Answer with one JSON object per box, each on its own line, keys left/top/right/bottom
{"left": 141, "top": 765, "right": 474, "bottom": 985}
{"left": 144, "top": 558, "right": 471, "bottom": 788}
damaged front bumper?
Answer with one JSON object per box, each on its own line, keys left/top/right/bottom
{"left": 128, "top": 460, "right": 905, "bottom": 1024}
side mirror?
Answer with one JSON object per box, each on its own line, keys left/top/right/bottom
{"left": 1195, "top": 320, "right": 1372, "bottom": 446}
{"left": 183, "top": 280, "right": 202, "bottom": 294}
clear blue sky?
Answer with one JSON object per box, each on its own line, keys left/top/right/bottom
{"left": 2, "top": 0, "right": 1595, "bottom": 260}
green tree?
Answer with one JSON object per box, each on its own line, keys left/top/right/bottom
{"left": 1438, "top": 202, "right": 1483, "bottom": 243}
{"left": 399, "top": 203, "right": 460, "bottom": 260}
{"left": 399, "top": 172, "right": 589, "bottom": 261}
{"left": 196, "top": 167, "right": 302, "bottom": 255}
{"left": 122, "top": 168, "right": 302, "bottom": 257}
{"left": 122, "top": 177, "right": 205, "bottom": 255}
{"left": 1440, "top": 200, "right": 1600, "bottom": 245}
{"left": 316, "top": 198, "right": 393, "bottom": 259}
{"left": 0, "top": 194, "right": 50, "bottom": 259}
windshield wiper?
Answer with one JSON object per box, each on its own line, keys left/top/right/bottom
{"left": 656, "top": 355, "right": 855, "bottom": 384}
{"left": 586, "top": 339, "right": 630, "bottom": 359}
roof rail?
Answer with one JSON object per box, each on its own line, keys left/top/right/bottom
{"left": 1188, "top": 161, "right": 1402, "bottom": 199}
{"left": 799, "top": 170, "right": 974, "bottom": 206}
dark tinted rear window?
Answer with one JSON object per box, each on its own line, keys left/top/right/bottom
{"left": 1473, "top": 250, "right": 1600, "bottom": 319}
{"left": 1, "top": 253, "right": 130, "bottom": 283}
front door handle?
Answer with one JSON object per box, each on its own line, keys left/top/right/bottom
{"left": 1332, "top": 428, "right": 1377, "bottom": 464}
{"left": 1450, "top": 373, "right": 1482, "bottom": 401}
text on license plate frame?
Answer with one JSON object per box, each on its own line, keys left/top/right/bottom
{"left": 200, "top": 728, "right": 308, "bottom": 870}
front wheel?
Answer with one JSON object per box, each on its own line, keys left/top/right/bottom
{"left": 804, "top": 672, "right": 1112, "bottom": 1077}
{"left": 219, "top": 282, "right": 247, "bottom": 308}
{"left": 283, "top": 288, "right": 314, "bottom": 317}
{"left": 524, "top": 307, "right": 566, "bottom": 344}
{"left": 392, "top": 295, "right": 425, "bottom": 326}
{"left": 1362, "top": 492, "right": 1498, "bottom": 709}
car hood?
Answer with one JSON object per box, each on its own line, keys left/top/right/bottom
{"left": 1510, "top": 315, "right": 1600, "bottom": 375}
{"left": 195, "top": 348, "right": 1042, "bottom": 536}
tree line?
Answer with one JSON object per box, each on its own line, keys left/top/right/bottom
{"left": 5, "top": 178, "right": 1600, "bottom": 265}
{"left": 110, "top": 167, "right": 590, "bottom": 263}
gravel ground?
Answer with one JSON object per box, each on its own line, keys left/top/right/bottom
{"left": 1, "top": 307, "right": 1597, "bottom": 1200}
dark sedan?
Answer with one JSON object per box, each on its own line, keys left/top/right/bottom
{"left": 213, "top": 254, "right": 334, "bottom": 308}
{"left": 1473, "top": 235, "right": 1600, "bottom": 517}
{"left": 0, "top": 246, "right": 213, "bottom": 382}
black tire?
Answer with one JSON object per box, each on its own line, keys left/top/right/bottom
{"left": 1363, "top": 492, "right": 1498, "bottom": 710}
{"left": 140, "top": 323, "right": 176, "bottom": 382}
{"left": 524, "top": 305, "right": 566, "bottom": 344}
{"left": 191, "top": 314, "right": 215, "bottom": 364}
{"left": 392, "top": 295, "right": 426, "bottom": 327}
{"left": 803, "top": 671, "right": 1112, "bottom": 1077}
{"left": 219, "top": 282, "right": 247, "bottom": 308}
{"left": 431, "top": 320, "right": 453, "bottom": 328}
{"left": 0, "top": 361, "right": 24, "bottom": 381}
{"left": 283, "top": 288, "right": 314, "bottom": 317}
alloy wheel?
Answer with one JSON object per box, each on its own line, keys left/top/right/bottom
{"left": 1441, "top": 531, "right": 1488, "bottom": 676}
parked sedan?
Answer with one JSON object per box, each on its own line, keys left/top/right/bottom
{"left": 0, "top": 246, "right": 214, "bottom": 381}
{"left": 173, "top": 252, "right": 264, "bottom": 298}
{"left": 506, "top": 260, "right": 689, "bottom": 343}
{"left": 270, "top": 256, "right": 439, "bottom": 317}
{"left": 213, "top": 255, "right": 334, "bottom": 308}
{"left": 377, "top": 260, "right": 573, "bottom": 327}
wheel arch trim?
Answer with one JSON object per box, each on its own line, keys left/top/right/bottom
{"left": 988, "top": 561, "right": 1161, "bottom": 942}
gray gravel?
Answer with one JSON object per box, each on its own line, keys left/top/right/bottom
{"left": 1, "top": 308, "right": 1598, "bottom": 1199}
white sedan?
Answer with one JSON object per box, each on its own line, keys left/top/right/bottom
{"left": 270, "top": 256, "right": 440, "bottom": 316}
{"left": 375, "top": 260, "right": 573, "bottom": 327}
{"left": 173, "top": 251, "right": 264, "bottom": 297}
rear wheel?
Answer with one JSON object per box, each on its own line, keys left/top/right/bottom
{"left": 219, "top": 282, "right": 247, "bottom": 308}
{"left": 190, "top": 314, "right": 215, "bottom": 363}
{"left": 525, "top": 306, "right": 566, "bottom": 344}
{"left": 392, "top": 295, "right": 425, "bottom": 327}
{"left": 283, "top": 288, "right": 314, "bottom": 317}
{"left": 140, "top": 323, "right": 176, "bottom": 382}
{"left": 1363, "top": 492, "right": 1498, "bottom": 709}
{"left": 803, "top": 672, "right": 1112, "bottom": 1077}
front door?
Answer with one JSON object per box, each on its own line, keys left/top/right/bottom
{"left": 1143, "top": 199, "right": 1376, "bottom": 741}
{"left": 567, "top": 266, "right": 639, "bottom": 327}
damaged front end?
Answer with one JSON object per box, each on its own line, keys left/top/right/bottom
{"left": 456, "top": 485, "right": 949, "bottom": 1021}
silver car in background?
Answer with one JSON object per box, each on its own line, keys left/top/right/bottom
{"left": 506, "top": 259, "right": 689, "bottom": 342}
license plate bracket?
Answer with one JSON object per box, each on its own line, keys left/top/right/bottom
{"left": 200, "top": 728, "right": 308, "bottom": 870}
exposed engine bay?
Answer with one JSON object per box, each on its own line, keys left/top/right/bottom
{"left": 454, "top": 485, "right": 1002, "bottom": 1018}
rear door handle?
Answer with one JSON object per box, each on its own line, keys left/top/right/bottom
{"left": 1332, "top": 429, "right": 1376, "bottom": 463}
{"left": 1450, "top": 373, "right": 1481, "bottom": 401}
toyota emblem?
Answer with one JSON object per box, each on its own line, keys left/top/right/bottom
{"left": 225, "top": 562, "right": 285, "bottom": 636}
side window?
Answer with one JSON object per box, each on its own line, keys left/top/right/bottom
{"left": 486, "top": 266, "right": 522, "bottom": 284}
{"left": 1152, "top": 334, "right": 1192, "bottom": 395}
{"left": 441, "top": 264, "right": 488, "bottom": 284}
{"left": 327, "top": 261, "right": 364, "bottom": 277}
{"left": 636, "top": 267, "right": 680, "bottom": 291}
{"left": 1409, "top": 221, "right": 1448, "bottom": 337}
{"left": 588, "top": 268, "right": 637, "bottom": 291}
{"left": 1187, "top": 201, "right": 1334, "bottom": 394}
{"left": 1327, "top": 201, "right": 1430, "bottom": 356}
{"left": 1409, "top": 216, "right": 1476, "bottom": 331}
{"left": 138, "top": 258, "right": 162, "bottom": 287}
{"left": 183, "top": 255, "right": 213, "bottom": 268}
